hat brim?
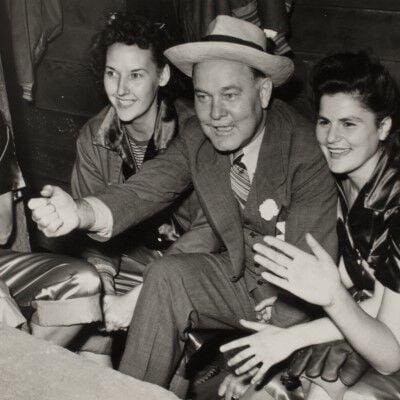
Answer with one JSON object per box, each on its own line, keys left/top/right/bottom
{"left": 165, "top": 42, "right": 294, "bottom": 87}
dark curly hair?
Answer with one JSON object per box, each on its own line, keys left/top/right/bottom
{"left": 91, "top": 12, "right": 179, "bottom": 121}
{"left": 312, "top": 52, "right": 400, "bottom": 164}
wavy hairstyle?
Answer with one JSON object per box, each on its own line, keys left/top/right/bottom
{"left": 312, "top": 52, "right": 400, "bottom": 164}
{"left": 90, "top": 12, "right": 177, "bottom": 121}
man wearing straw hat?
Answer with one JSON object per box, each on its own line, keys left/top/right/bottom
{"left": 28, "top": 15, "right": 337, "bottom": 390}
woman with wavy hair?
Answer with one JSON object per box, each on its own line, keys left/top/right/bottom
{"left": 71, "top": 13, "right": 217, "bottom": 343}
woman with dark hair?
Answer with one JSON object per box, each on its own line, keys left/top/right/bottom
{"left": 219, "top": 52, "right": 400, "bottom": 399}
{"left": 71, "top": 12, "right": 218, "bottom": 343}
{"left": 0, "top": 111, "right": 102, "bottom": 346}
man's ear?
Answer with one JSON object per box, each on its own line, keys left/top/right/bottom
{"left": 259, "top": 77, "right": 273, "bottom": 109}
{"left": 158, "top": 64, "right": 171, "bottom": 87}
{"left": 378, "top": 116, "right": 392, "bottom": 141}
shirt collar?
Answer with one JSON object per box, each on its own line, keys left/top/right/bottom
{"left": 242, "top": 127, "right": 265, "bottom": 182}
{"left": 92, "top": 99, "right": 176, "bottom": 152}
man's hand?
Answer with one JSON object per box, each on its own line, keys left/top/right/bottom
{"left": 220, "top": 321, "right": 295, "bottom": 385}
{"left": 28, "top": 185, "right": 93, "bottom": 237}
{"left": 255, "top": 296, "right": 277, "bottom": 323}
{"left": 218, "top": 371, "right": 257, "bottom": 400}
{"left": 102, "top": 285, "right": 142, "bottom": 332}
{"left": 100, "top": 273, "right": 116, "bottom": 296}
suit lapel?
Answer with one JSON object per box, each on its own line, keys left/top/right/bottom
{"left": 194, "top": 139, "right": 245, "bottom": 275}
{"left": 245, "top": 103, "right": 290, "bottom": 234}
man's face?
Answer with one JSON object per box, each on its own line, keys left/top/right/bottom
{"left": 193, "top": 60, "right": 272, "bottom": 152}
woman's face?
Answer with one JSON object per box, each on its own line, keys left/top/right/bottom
{"left": 316, "top": 92, "right": 390, "bottom": 186}
{"left": 103, "top": 43, "right": 168, "bottom": 123}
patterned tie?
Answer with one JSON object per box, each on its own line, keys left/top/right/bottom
{"left": 230, "top": 151, "right": 251, "bottom": 208}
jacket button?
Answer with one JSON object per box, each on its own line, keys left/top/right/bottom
{"left": 257, "top": 279, "right": 264, "bottom": 285}
{"left": 230, "top": 275, "right": 238, "bottom": 282}
{"left": 250, "top": 232, "right": 257, "bottom": 238}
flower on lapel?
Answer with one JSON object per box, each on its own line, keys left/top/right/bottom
{"left": 259, "top": 199, "right": 279, "bottom": 221}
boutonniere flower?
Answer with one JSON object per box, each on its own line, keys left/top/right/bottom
{"left": 259, "top": 199, "right": 279, "bottom": 221}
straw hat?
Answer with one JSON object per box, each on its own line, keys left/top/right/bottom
{"left": 165, "top": 15, "right": 294, "bottom": 87}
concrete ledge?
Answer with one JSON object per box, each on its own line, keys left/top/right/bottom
{"left": 0, "top": 325, "right": 178, "bottom": 400}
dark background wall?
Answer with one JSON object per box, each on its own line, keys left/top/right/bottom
{"left": 289, "top": 0, "right": 400, "bottom": 116}
{"left": 1, "top": 0, "right": 400, "bottom": 251}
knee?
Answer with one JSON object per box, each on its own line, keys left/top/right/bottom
{"left": 144, "top": 255, "right": 183, "bottom": 282}
{"left": 343, "top": 384, "right": 377, "bottom": 400}
{"left": 67, "top": 260, "right": 101, "bottom": 296}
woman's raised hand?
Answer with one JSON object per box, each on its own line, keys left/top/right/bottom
{"left": 254, "top": 233, "right": 342, "bottom": 307}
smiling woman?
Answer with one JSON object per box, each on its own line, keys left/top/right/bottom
{"left": 244, "top": 52, "right": 400, "bottom": 400}
{"left": 103, "top": 42, "right": 170, "bottom": 135}
{"left": 316, "top": 93, "right": 390, "bottom": 187}
{"left": 70, "top": 12, "right": 219, "bottom": 359}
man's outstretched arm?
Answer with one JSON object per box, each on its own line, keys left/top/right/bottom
{"left": 29, "top": 131, "right": 193, "bottom": 238}
{"left": 28, "top": 185, "right": 99, "bottom": 237}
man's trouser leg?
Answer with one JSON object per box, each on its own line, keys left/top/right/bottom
{"left": 119, "top": 252, "right": 256, "bottom": 388}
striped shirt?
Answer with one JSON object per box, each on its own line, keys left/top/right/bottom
{"left": 127, "top": 136, "right": 148, "bottom": 170}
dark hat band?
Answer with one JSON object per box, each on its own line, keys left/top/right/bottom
{"left": 201, "top": 34, "right": 265, "bottom": 52}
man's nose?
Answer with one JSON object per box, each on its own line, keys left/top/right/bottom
{"left": 210, "top": 99, "right": 227, "bottom": 120}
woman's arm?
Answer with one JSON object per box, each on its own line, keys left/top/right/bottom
{"left": 0, "top": 191, "right": 13, "bottom": 245}
{"left": 259, "top": 234, "right": 400, "bottom": 374}
{"left": 220, "top": 279, "right": 384, "bottom": 383}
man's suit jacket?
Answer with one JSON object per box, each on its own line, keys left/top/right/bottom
{"left": 97, "top": 99, "right": 338, "bottom": 285}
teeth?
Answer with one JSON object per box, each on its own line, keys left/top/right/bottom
{"left": 214, "top": 126, "right": 233, "bottom": 133}
{"left": 329, "top": 148, "right": 349, "bottom": 154}
{"left": 117, "top": 99, "right": 135, "bottom": 106}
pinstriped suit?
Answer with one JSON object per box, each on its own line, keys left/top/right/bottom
{"left": 96, "top": 99, "right": 338, "bottom": 387}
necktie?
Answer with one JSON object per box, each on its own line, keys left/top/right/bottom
{"left": 230, "top": 151, "right": 251, "bottom": 208}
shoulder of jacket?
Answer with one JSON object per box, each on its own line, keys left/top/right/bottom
{"left": 78, "top": 106, "right": 112, "bottom": 141}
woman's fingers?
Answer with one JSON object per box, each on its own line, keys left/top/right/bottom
{"left": 218, "top": 374, "right": 230, "bottom": 396}
{"left": 228, "top": 347, "right": 255, "bottom": 367}
{"left": 262, "top": 236, "right": 304, "bottom": 258}
{"left": 235, "top": 355, "right": 261, "bottom": 375}
{"left": 253, "top": 243, "right": 292, "bottom": 268}
{"left": 220, "top": 337, "right": 248, "bottom": 353}
{"left": 261, "top": 271, "right": 290, "bottom": 291}
{"left": 251, "top": 364, "right": 269, "bottom": 385}
{"left": 305, "top": 233, "right": 331, "bottom": 260}
{"left": 254, "top": 254, "right": 288, "bottom": 278}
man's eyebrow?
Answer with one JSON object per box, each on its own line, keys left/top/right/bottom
{"left": 194, "top": 88, "right": 209, "bottom": 95}
{"left": 220, "top": 85, "right": 242, "bottom": 91}
{"left": 194, "top": 85, "right": 242, "bottom": 93}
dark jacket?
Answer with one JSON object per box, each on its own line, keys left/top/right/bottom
{"left": 337, "top": 152, "right": 400, "bottom": 293}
